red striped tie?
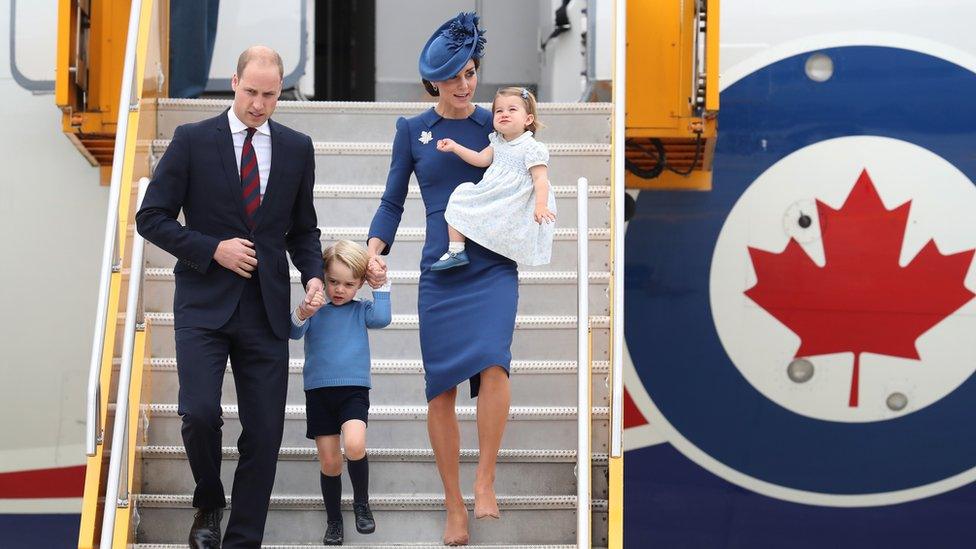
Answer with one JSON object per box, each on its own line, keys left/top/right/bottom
{"left": 240, "top": 127, "right": 261, "bottom": 228}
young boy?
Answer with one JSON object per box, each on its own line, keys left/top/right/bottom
{"left": 291, "top": 239, "right": 392, "bottom": 545}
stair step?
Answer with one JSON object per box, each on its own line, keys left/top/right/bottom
{"left": 132, "top": 543, "right": 592, "bottom": 549}
{"left": 145, "top": 238, "right": 610, "bottom": 273}
{"left": 141, "top": 358, "right": 611, "bottom": 407}
{"left": 143, "top": 268, "right": 611, "bottom": 317}
{"left": 140, "top": 313, "right": 612, "bottom": 362}
{"left": 316, "top": 226, "right": 608, "bottom": 241}
{"left": 141, "top": 445, "right": 607, "bottom": 461}
{"left": 144, "top": 312, "right": 609, "bottom": 328}
{"left": 308, "top": 184, "right": 610, "bottom": 228}
{"left": 151, "top": 140, "right": 611, "bottom": 187}
{"left": 144, "top": 268, "right": 610, "bottom": 284}
{"left": 314, "top": 184, "right": 610, "bottom": 198}
{"left": 135, "top": 493, "right": 606, "bottom": 510}
{"left": 144, "top": 404, "right": 610, "bottom": 451}
{"left": 155, "top": 98, "right": 611, "bottom": 143}
{"left": 139, "top": 446, "right": 609, "bottom": 498}
{"left": 133, "top": 494, "right": 608, "bottom": 545}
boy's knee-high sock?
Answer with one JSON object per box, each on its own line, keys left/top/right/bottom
{"left": 347, "top": 455, "right": 369, "bottom": 504}
{"left": 321, "top": 472, "right": 342, "bottom": 522}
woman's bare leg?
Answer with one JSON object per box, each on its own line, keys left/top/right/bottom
{"left": 428, "top": 387, "right": 469, "bottom": 545}
{"left": 474, "top": 366, "right": 510, "bottom": 519}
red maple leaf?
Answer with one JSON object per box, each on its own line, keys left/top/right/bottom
{"left": 744, "top": 169, "right": 975, "bottom": 407}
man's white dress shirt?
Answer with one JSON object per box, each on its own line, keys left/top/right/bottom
{"left": 227, "top": 109, "right": 272, "bottom": 197}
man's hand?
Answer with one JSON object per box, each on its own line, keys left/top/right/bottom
{"left": 214, "top": 238, "right": 257, "bottom": 278}
{"left": 366, "top": 256, "right": 388, "bottom": 289}
{"left": 297, "top": 288, "right": 325, "bottom": 320}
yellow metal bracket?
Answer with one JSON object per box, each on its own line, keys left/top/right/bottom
{"left": 625, "top": 0, "right": 719, "bottom": 191}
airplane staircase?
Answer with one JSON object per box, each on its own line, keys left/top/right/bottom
{"left": 130, "top": 99, "right": 613, "bottom": 547}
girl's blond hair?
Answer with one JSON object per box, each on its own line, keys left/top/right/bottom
{"left": 493, "top": 87, "right": 544, "bottom": 134}
{"left": 322, "top": 240, "right": 369, "bottom": 281}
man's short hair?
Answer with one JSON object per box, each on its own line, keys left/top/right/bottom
{"left": 236, "top": 46, "right": 284, "bottom": 80}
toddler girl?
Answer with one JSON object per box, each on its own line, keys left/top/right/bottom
{"left": 431, "top": 87, "right": 556, "bottom": 270}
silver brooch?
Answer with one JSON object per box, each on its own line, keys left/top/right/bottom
{"left": 419, "top": 131, "right": 433, "bottom": 145}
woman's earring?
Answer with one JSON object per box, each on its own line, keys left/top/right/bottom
{"left": 433, "top": 85, "right": 439, "bottom": 92}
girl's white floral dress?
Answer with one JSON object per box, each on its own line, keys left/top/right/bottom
{"left": 444, "top": 131, "right": 555, "bottom": 266}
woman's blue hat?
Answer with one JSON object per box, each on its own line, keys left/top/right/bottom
{"left": 418, "top": 12, "right": 486, "bottom": 82}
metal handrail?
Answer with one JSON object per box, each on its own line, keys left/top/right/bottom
{"left": 85, "top": 0, "right": 145, "bottom": 457}
{"left": 576, "top": 176, "right": 592, "bottom": 547}
{"left": 610, "top": 0, "right": 627, "bottom": 460}
{"left": 100, "top": 177, "right": 149, "bottom": 548}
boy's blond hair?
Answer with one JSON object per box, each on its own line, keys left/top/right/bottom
{"left": 322, "top": 240, "right": 369, "bottom": 281}
{"left": 493, "top": 87, "right": 544, "bottom": 134}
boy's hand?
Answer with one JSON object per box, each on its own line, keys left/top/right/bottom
{"left": 436, "top": 138, "right": 457, "bottom": 153}
{"left": 534, "top": 205, "right": 556, "bottom": 224}
{"left": 297, "top": 289, "right": 326, "bottom": 320}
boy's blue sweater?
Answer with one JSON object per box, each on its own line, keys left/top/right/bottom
{"left": 289, "top": 289, "right": 391, "bottom": 390}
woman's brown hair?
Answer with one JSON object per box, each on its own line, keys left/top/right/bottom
{"left": 422, "top": 58, "right": 481, "bottom": 96}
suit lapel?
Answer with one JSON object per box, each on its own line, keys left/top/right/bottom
{"left": 214, "top": 111, "right": 250, "bottom": 227}
{"left": 253, "top": 119, "right": 283, "bottom": 229}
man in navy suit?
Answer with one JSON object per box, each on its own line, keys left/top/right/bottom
{"left": 137, "top": 46, "right": 325, "bottom": 548}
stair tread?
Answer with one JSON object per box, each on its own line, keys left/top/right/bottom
{"left": 315, "top": 227, "right": 609, "bottom": 239}
{"left": 152, "top": 139, "right": 610, "bottom": 155}
{"left": 145, "top": 357, "right": 610, "bottom": 374}
{"left": 139, "top": 445, "right": 609, "bottom": 463}
{"left": 134, "top": 493, "right": 609, "bottom": 511}
{"left": 146, "top": 403, "right": 609, "bottom": 419}
{"left": 145, "top": 268, "right": 611, "bottom": 284}
{"left": 132, "top": 543, "right": 596, "bottom": 549}
{"left": 312, "top": 183, "right": 610, "bottom": 196}
{"left": 142, "top": 312, "right": 610, "bottom": 329}
{"left": 157, "top": 97, "right": 612, "bottom": 113}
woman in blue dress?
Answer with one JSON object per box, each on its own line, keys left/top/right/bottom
{"left": 366, "top": 12, "right": 513, "bottom": 546}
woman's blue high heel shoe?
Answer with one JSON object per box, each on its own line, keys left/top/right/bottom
{"left": 431, "top": 250, "right": 470, "bottom": 271}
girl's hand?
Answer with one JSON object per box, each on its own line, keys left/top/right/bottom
{"left": 436, "top": 138, "right": 457, "bottom": 152}
{"left": 297, "top": 289, "right": 326, "bottom": 320}
{"left": 534, "top": 205, "right": 556, "bottom": 224}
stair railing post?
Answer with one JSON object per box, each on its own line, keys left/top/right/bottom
{"left": 85, "top": 0, "right": 145, "bottom": 458}
{"left": 611, "top": 0, "right": 627, "bottom": 463}
{"left": 99, "top": 176, "right": 149, "bottom": 548}
{"left": 577, "top": 176, "right": 592, "bottom": 547}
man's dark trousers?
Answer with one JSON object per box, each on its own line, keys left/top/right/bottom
{"left": 176, "top": 273, "right": 287, "bottom": 547}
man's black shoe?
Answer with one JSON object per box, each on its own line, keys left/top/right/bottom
{"left": 188, "top": 508, "right": 222, "bottom": 549}
{"left": 323, "top": 519, "right": 344, "bottom": 545}
{"left": 353, "top": 502, "right": 375, "bottom": 534}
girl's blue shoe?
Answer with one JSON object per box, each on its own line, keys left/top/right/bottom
{"left": 431, "top": 250, "right": 470, "bottom": 271}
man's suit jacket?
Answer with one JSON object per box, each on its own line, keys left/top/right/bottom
{"left": 136, "top": 110, "right": 323, "bottom": 340}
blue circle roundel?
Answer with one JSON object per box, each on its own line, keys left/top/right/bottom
{"left": 625, "top": 46, "right": 976, "bottom": 504}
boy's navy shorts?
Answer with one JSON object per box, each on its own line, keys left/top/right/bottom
{"left": 304, "top": 386, "right": 370, "bottom": 439}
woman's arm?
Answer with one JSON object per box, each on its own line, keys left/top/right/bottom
{"left": 530, "top": 165, "right": 555, "bottom": 223}
{"left": 365, "top": 238, "right": 388, "bottom": 288}
{"left": 437, "top": 139, "right": 493, "bottom": 168}
{"left": 367, "top": 117, "right": 414, "bottom": 256}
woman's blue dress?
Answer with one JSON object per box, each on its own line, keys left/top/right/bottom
{"left": 369, "top": 106, "right": 518, "bottom": 401}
